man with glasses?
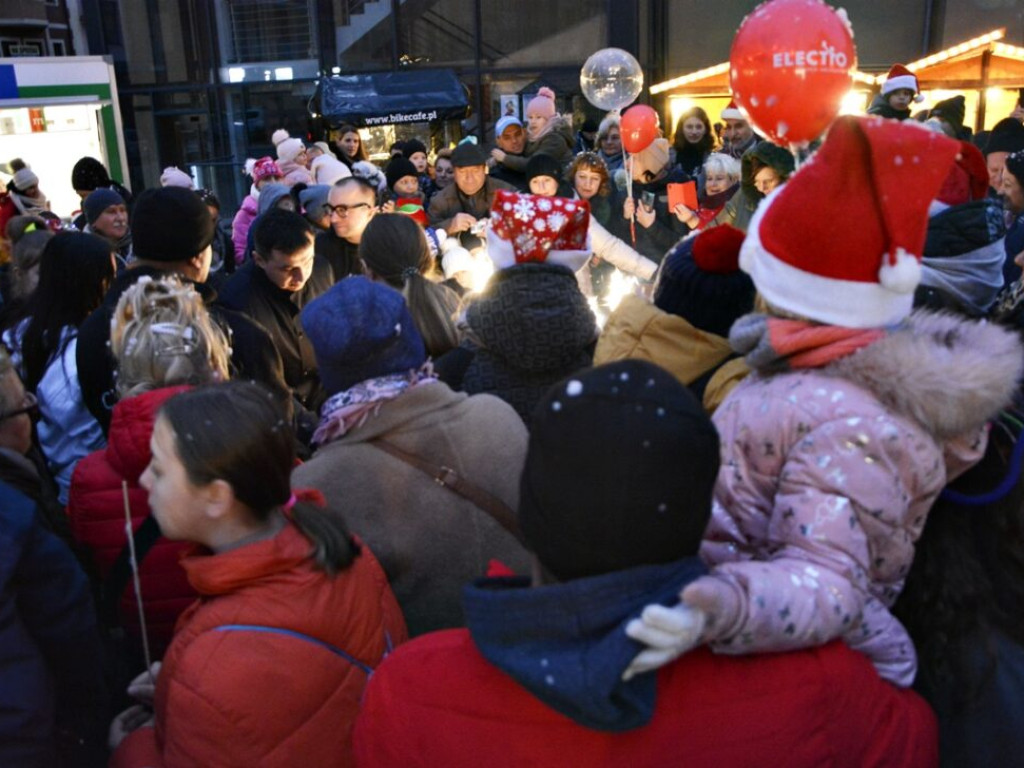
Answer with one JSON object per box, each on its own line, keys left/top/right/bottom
{"left": 429, "top": 143, "right": 516, "bottom": 248}
{"left": 218, "top": 209, "right": 332, "bottom": 426}
{"left": 315, "top": 177, "right": 376, "bottom": 282}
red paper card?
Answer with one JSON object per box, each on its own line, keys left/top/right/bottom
{"left": 667, "top": 181, "right": 698, "bottom": 211}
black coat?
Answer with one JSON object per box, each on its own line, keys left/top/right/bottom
{"left": 216, "top": 258, "right": 333, "bottom": 412}
{"left": 314, "top": 229, "right": 363, "bottom": 283}
{"left": 77, "top": 265, "right": 290, "bottom": 434}
{"left": 624, "top": 166, "right": 693, "bottom": 263}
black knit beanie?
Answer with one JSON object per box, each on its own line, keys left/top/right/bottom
{"left": 385, "top": 157, "right": 419, "bottom": 191}
{"left": 71, "top": 156, "right": 111, "bottom": 193}
{"left": 131, "top": 186, "right": 216, "bottom": 262}
{"left": 403, "top": 139, "right": 428, "bottom": 159}
{"left": 526, "top": 153, "right": 563, "bottom": 184}
{"left": 519, "top": 360, "right": 720, "bottom": 582}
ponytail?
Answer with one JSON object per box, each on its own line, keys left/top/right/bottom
{"left": 285, "top": 489, "right": 361, "bottom": 575}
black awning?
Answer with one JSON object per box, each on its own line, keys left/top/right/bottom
{"left": 316, "top": 68, "right": 469, "bottom": 127}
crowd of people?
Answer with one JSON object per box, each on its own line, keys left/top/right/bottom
{"left": 1, "top": 63, "right": 1024, "bottom": 767}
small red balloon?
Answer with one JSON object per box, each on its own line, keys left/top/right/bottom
{"left": 621, "top": 105, "right": 660, "bottom": 154}
{"left": 730, "top": 0, "right": 856, "bottom": 145}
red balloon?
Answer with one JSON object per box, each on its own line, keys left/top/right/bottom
{"left": 730, "top": 0, "right": 856, "bottom": 145}
{"left": 621, "top": 105, "right": 660, "bottom": 154}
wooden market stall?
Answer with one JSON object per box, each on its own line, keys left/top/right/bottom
{"left": 883, "top": 28, "right": 1024, "bottom": 132}
{"left": 650, "top": 62, "right": 875, "bottom": 143}
{"left": 649, "top": 28, "right": 1024, "bottom": 139}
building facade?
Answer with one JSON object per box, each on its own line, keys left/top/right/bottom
{"left": 8, "top": 0, "right": 1024, "bottom": 214}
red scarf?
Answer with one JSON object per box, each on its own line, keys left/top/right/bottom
{"left": 731, "top": 314, "right": 886, "bottom": 371}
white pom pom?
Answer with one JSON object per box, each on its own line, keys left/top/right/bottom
{"left": 271, "top": 128, "right": 290, "bottom": 147}
{"left": 878, "top": 248, "right": 921, "bottom": 294}
{"left": 913, "top": 93, "right": 925, "bottom": 103}
{"left": 243, "top": 158, "right": 257, "bottom": 177}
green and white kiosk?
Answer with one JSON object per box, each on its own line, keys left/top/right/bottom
{"left": 0, "top": 55, "right": 128, "bottom": 220}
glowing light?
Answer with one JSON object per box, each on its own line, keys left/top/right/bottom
{"left": 227, "top": 67, "right": 245, "bottom": 83}
{"left": 274, "top": 67, "right": 294, "bottom": 81}
{"left": 651, "top": 63, "right": 729, "bottom": 95}
{"left": 840, "top": 90, "right": 867, "bottom": 115}
{"left": 876, "top": 28, "right": 1006, "bottom": 83}
{"left": 468, "top": 249, "right": 494, "bottom": 294}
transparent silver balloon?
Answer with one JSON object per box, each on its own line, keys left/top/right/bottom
{"left": 580, "top": 48, "right": 644, "bottom": 112}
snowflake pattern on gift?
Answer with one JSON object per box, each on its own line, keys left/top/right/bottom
{"left": 513, "top": 196, "right": 536, "bottom": 222}
{"left": 488, "top": 189, "right": 591, "bottom": 263}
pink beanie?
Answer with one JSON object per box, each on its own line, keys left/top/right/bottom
{"left": 527, "top": 87, "right": 557, "bottom": 119}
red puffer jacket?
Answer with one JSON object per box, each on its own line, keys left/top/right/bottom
{"left": 112, "top": 525, "right": 407, "bottom": 768}
{"left": 67, "top": 386, "right": 194, "bottom": 654}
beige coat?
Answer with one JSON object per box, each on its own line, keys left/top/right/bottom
{"left": 292, "top": 381, "right": 531, "bottom": 636}
{"left": 594, "top": 295, "right": 749, "bottom": 412}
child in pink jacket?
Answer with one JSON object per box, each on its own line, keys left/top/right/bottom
{"left": 231, "top": 157, "right": 282, "bottom": 264}
{"left": 624, "top": 116, "right": 1023, "bottom": 687}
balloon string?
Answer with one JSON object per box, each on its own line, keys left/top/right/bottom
{"left": 624, "top": 149, "right": 636, "bottom": 247}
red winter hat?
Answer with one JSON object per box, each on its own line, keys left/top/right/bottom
{"left": 486, "top": 190, "right": 590, "bottom": 272}
{"left": 692, "top": 224, "right": 746, "bottom": 273}
{"left": 881, "top": 64, "right": 925, "bottom": 103}
{"left": 935, "top": 141, "right": 989, "bottom": 206}
{"left": 721, "top": 100, "right": 744, "bottom": 121}
{"left": 250, "top": 156, "right": 283, "bottom": 183}
{"left": 739, "top": 115, "right": 961, "bottom": 328}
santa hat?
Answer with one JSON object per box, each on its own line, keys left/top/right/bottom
{"left": 160, "top": 166, "right": 194, "bottom": 189}
{"left": 486, "top": 190, "right": 591, "bottom": 273}
{"left": 935, "top": 141, "right": 989, "bottom": 207}
{"left": 721, "top": 100, "right": 744, "bottom": 121}
{"left": 272, "top": 129, "right": 305, "bottom": 164}
{"left": 880, "top": 64, "right": 925, "bottom": 103}
{"left": 739, "top": 115, "right": 960, "bottom": 328}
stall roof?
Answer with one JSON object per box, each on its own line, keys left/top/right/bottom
{"left": 315, "top": 68, "right": 469, "bottom": 127}
{"left": 879, "top": 28, "right": 1024, "bottom": 89}
{"left": 651, "top": 62, "right": 875, "bottom": 96}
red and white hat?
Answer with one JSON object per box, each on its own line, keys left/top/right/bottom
{"left": 487, "top": 190, "right": 591, "bottom": 273}
{"left": 880, "top": 64, "right": 925, "bottom": 102}
{"left": 739, "top": 115, "right": 960, "bottom": 328}
{"left": 721, "top": 100, "right": 744, "bottom": 121}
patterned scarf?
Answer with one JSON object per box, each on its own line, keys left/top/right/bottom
{"left": 730, "top": 313, "right": 886, "bottom": 372}
{"left": 312, "top": 364, "right": 437, "bottom": 446}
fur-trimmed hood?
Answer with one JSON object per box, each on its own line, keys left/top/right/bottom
{"left": 826, "top": 310, "right": 1022, "bottom": 439}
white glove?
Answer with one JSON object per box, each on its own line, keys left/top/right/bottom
{"left": 622, "top": 603, "right": 706, "bottom": 681}
{"left": 126, "top": 661, "right": 162, "bottom": 707}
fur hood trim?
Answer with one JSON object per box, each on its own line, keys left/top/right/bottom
{"left": 827, "top": 309, "right": 1023, "bottom": 439}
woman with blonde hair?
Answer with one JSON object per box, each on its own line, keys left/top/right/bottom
{"left": 68, "top": 275, "right": 232, "bottom": 659}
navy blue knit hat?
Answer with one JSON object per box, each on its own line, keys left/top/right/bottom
{"left": 654, "top": 225, "right": 755, "bottom": 338}
{"left": 83, "top": 187, "right": 125, "bottom": 225}
{"left": 301, "top": 276, "right": 427, "bottom": 395}
{"left": 520, "top": 360, "right": 720, "bottom": 581}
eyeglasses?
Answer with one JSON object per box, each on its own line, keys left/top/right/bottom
{"left": 1, "top": 390, "right": 38, "bottom": 421}
{"left": 326, "top": 202, "right": 372, "bottom": 217}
